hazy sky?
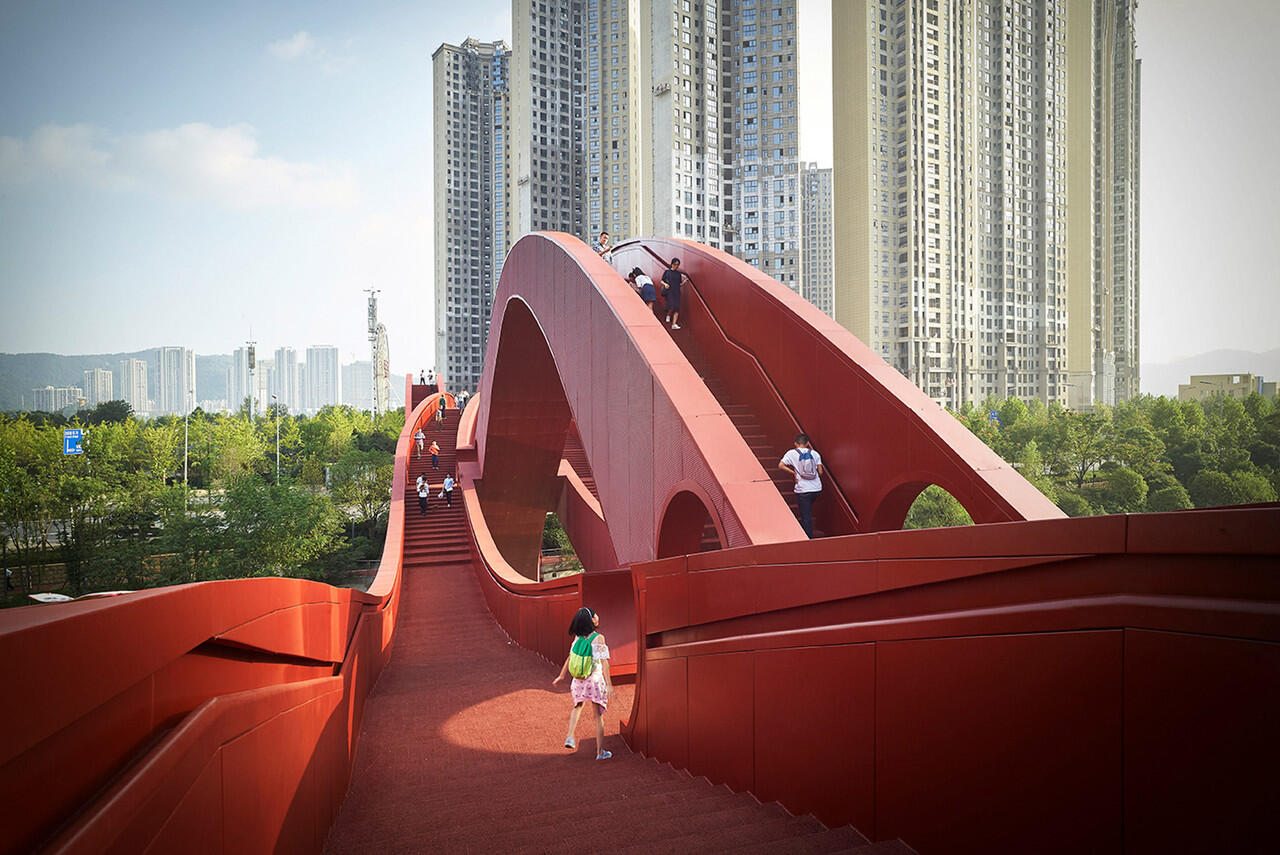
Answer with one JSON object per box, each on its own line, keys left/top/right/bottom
{"left": 0, "top": 0, "right": 1275, "bottom": 386}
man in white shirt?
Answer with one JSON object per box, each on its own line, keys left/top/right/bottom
{"left": 416, "top": 477, "right": 430, "bottom": 516}
{"left": 779, "top": 433, "right": 825, "bottom": 538}
{"left": 592, "top": 229, "right": 613, "bottom": 262}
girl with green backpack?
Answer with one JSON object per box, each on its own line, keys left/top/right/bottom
{"left": 552, "top": 606, "right": 615, "bottom": 759}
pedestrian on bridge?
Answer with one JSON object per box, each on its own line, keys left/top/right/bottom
{"left": 429, "top": 439, "right": 440, "bottom": 470}
{"left": 553, "top": 606, "right": 615, "bottom": 760}
{"left": 661, "top": 258, "right": 688, "bottom": 330}
{"left": 416, "top": 476, "right": 430, "bottom": 517}
{"left": 435, "top": 401, "right": 445, "bottom": 428}
{"left": 592, "top": 229, "right": 613, "bottom": 263}
{"left": 415, "top": 427, "right": 426, "bottom": 458}
{"left": 780, "top": 433, "right": 825, "bottom": 538}
{"left": 442, "top": 473, "right": 455, "bottom": 507}
{"left": 629, "top": 267, "right": 657, "bottom": 311}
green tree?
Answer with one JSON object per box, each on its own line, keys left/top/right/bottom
{"left": 1146, "top": 483, "right": 1193, "bottom": 512}
{"left": 1055, "top": 491, "right": 1093, "bottom": 518}
{"left": 1188, "top": 471, "right": 1239, "bottom": 508}
{"left": 1015, "top": 440, "right": 1057, "bottom": 503}
{"left": 1057, "top": 410, "right": 1112, "bottom": 488}
{"left": 331, "top": 449, "right": 394, "bottom": 540}
{"left": 0, "top": 419, "right": 59, "bottom": 595}
{"left": 1231, "top": 470, "right": 1279, "bottom": 504}
{"left": 80, "top": 400, "right": 134, "bottom": 425}
{"left": 215, "top": 477, "right": 344, "bottom": 579}
{"left": 903, "top": 485, "right": 975, "bottom": 529}
{"left": 1096, "top": 466, "right": 1148, "bottom": 514}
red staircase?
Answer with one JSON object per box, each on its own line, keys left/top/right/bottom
{"left": 671, "top": 332, "right": 807, "bottom": 546}
{"left": 563, "top": 423, "right": 600, "bottom": 500}
{"left": 325, "top": 405, "right": 913, "bottom": 854}
{"left": 403, "top": 409, "right": 469, "bottom": 569}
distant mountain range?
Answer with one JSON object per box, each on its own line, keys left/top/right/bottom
{"left": 1141, "top": 348, "right": 1280, "bottom": 398}
{"left": 0, "top": 351, "right": 410, "bottom": 412}
{"left": 0, "top": 350, "right": 232, "bottom": 411}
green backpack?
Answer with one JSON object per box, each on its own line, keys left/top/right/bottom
{"left": 567, "top": 632, "right": 599, "bottom": 679}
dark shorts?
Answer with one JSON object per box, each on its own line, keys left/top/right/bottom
{"left": 666, "top": 289, "right": 681, "bottom": 312}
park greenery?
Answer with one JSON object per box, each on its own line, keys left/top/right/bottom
{"left": 3, "top": 390, "right": 1277, "bottom": 602}
{"left": 1, "top": 400, "right": 403, "bottom": 602}
{"left": 905, "top": 391, "right": 1280, "bottom": 528}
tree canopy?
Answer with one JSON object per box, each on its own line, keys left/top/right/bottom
{"left": 912, "top": 392, "right": 1280, "bottom": 529}
{"left": 1, "top": 405, "right": 404, "bottom": 602}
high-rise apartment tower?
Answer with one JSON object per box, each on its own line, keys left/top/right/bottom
{"left": 723, "top": 1, "right": 800, "bottom": 284}
{"left": 305, "top": 346, "right": 341, "bottom": 411}
{"left": 154, "top": 347, "right": 196, "bottom": 415}
{"left": 117, "top": 358, "right": 148, "bottom": 414}
{"left": 274, "top": 347, "right": 300, "bottom": 413}
{"left": 833, "top": 0, "right": 1139, "bottom": 408}
{"left": 801, "top": 163, "right": 835, "bottom": 315}
{"left": 433, "top": 38, "right": 511, "bottom": 395}
{"left": 510, "top": 0, "right": 737, "bottom": 250}
{"left": 511, "top": 5, "right": 586, "bottom": 240}
{"left": 82, "top": 368, "right": 114, "bottom": 408}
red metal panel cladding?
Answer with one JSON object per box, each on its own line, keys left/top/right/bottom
{"left": 610, "top": 237, "right": 1064, "bottom": 532}
{"left": 624, "top": 507, "right": 1280, "bottom": 854}
{"left": 1122, "top": 629, "right": 1280, "bottom": 854}
{"left": 469, "top": 232, "right": 802, "bottom": 580}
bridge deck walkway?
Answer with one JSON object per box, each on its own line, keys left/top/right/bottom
{"left": 323, "top": 420, "right": 902, "bottom": 853}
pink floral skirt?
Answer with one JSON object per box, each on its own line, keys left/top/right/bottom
{"left": 571, "top": 671, "right": 609, "bottom": 710}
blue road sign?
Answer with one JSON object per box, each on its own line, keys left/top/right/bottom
{"left": 63, "top": 428, "right": 83, "bottom": 455}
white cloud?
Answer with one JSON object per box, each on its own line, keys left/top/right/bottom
{"left": 0, "top": 122, "right": 358, "bottom": 209}
{"left": 267, "top": 30, "right": 352, "bottom": 73}
{"left": 268, "top": 31, "right": 315, "bottom": 61}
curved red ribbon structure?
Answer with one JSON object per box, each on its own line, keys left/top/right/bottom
{"left": 2, "top": 235, "right": 1277, "bottom": 855}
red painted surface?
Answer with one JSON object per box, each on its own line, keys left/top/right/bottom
{"left": 5, "top": 234, "right": 1277, "bottom": 854}
{"left": 554, "top": 459, "right": 620, "bottom": 574}
{"left": 469, "top": 232, "right": 802, "bottom": 577}
{"left": 626, "top": 506, "right": 1280, "bottom": 854}
{"left": 0, "top": 394, "right": 449, "bottom": 855}
{"left": 611, "top": 238, "right": 1063, "bottom": 532}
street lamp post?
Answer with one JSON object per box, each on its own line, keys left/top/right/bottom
{"left": 183, "top": 390, "right": 192, "bottom": 510}
{"left": 271, "top": 394, "right": 280, "bottom": 484}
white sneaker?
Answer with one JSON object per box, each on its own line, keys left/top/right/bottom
{"left": 671, "top": 324, "right": 681, "bottom": 330}
{"left": 665, "top": 316, "right": 672, "bottom": 324}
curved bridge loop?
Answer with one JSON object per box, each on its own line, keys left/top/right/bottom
{"left": 469, "top": 232, "right": 1060, "bottom": 582}
{"left": 6, "top": 235, "right": 1276, "bottom": 855}
{"left": 469, "top": 231, "right": 803, "bottom": 576}
{"left": 609, "top": 237, "right": 1063, "bottom": 534}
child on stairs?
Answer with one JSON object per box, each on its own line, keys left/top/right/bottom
{"left": 552, "top": 606, "right": 615, "bottom": 760}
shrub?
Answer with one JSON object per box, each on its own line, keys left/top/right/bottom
{"left": 1055, "top": 491, "right": 1093, "bottom": 518}
{"left": 1146, "top": 484, "right": 1193, "bottom": 512}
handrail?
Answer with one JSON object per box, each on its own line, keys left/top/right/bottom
{"left": 368, "top": 392, "right": 448, "bottom": 601}
{"left": 618, "top": 240, "right": 861, "bottom": 532}
{"left": 623, "top": 505, "right": 1280, "bottom": 851}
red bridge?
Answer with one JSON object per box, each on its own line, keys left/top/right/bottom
{"left": 2, "top": 234, "right": 1277, "bottom": 855}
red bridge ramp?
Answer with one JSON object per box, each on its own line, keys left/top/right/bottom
{"left": 322, "top": 553, "right": 912, "bottom": 854}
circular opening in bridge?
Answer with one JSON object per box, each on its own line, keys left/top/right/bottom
{"left": 902, "top": 485, "right": 975, "bottom": 530}
{"left": 657, "top": 490, "right": 723, "bottom": 557}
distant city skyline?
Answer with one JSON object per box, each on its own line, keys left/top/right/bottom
{"left": 7, "top": 341, "right": 407, "bottom": 415}
{"left": 1, "top": 1, "right": 1276, "bottom": 386}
